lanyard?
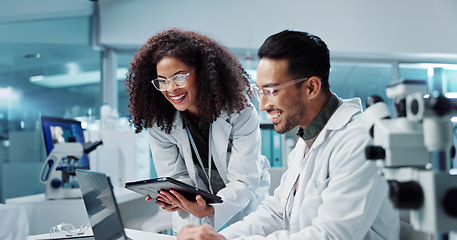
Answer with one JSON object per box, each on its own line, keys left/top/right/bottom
{"left": 186, "top": 124, "right": 214, "bottom": 194}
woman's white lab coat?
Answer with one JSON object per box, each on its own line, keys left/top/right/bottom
{"left": 220, "top": 97, "right": 400, "bottom": 240}
{"left": 148, "top": 105, "right": 270, "bottom": 232}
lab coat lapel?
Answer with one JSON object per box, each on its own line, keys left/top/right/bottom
{"left": 283, "top": 146, "right": 302, "bottom": 230}
{"left": 211, "top": 116, "right": 231, "bottom": 182}
{"left": 285, "top": 140, "right": 306, "bottom": 193}
{"left": 170, "top": 113, "right": 199, "bottom": 185}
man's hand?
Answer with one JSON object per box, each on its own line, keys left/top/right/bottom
{"left": 177, "top": 224, "right": 226, "bottom": 240}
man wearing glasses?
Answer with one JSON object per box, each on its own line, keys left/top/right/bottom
{"left": 177, "top": 30, "right": 400, "bottom": 239}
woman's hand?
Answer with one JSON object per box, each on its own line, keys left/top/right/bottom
{"left": 157, "top": 190, "right": 215, "bottom": 218}
{"left": 177, "top": 224, "right": 226, "bottom": 240}
{"left": 146, "top": 195, "right": 181, "bottom": 212}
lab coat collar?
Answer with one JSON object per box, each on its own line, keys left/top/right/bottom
{"left": 171, "top": 110, "right": 231, "bottom": 130}
{"left": 172, "top": 110, "right": 185, "bottom": 130}
{"left": 304, "top": 96, "right": 363, "bottom": 152}
{"left": 169, "top": 110, "right": 232, "bottom": 185}
{"left": 297, "top": 93, "right": 341, "bottom": 140}
{"left": 325, "top": 96, "right": 363, "bottom": 131}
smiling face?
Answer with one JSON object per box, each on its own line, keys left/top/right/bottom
{"left": 156, "top": 57, "right": 199, "bottom": 115}
{"left": 256, "top": 58, "right": 310, "bottom": 134}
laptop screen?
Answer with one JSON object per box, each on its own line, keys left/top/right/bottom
{"left": 76, "top": 170, "right": 128, "bottom": 240}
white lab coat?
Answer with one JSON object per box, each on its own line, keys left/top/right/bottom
{"left": 220, "top": 97, "right": 400, "bottom": 240}
{"left": 148, "top": 105, "right": 270, "bottom": 233}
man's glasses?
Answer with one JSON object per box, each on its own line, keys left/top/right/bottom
{"left": 151, "top": 70, "right": 195, "bottom": 91}
{"left": 250, "top": 77, "right": 308, "bottom": 104}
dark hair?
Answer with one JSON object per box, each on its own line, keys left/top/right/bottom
{"left": 258, "top": 30, "right": 331, "bottom": 92}
{"left": 126, "top": 28, "right": 251, "bottom": 134}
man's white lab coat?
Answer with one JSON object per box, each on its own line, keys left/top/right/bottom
{"left": 221, "top": 97, "right": 400, "bottom": 240}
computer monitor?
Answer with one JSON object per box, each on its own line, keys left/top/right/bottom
{"left": 41, "top": 115, "right": 90, "bottom": 170}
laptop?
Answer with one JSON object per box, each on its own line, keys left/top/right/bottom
{"left": 75, "top": 169, "right": 134, "bottom": 240}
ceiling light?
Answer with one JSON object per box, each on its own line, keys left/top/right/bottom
{"left": 66, "top": 62, "right": 81, "bottom": 75}
{"left": 445, "top": 92, "right": 457, "bottom": 99}
{"left": 24, "top": 53, "right": 42, "bottom": 59}
{"left": 400, "top": 63, "right": 457, "bottom": 71}
{"left": 0, "top": 87, "right": 21, "bottom": 101}
{"left": 30, "top": 75, "right": 44, "bottom": 82}
{"left": 29, "top": 68, "right": 128, "bottom": 88}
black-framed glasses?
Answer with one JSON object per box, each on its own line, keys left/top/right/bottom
{"left": 151, "top": 70, "right": 195, "bottom": 91}
{"left": 250, "top": 77, "right": 308, "bottom": 104}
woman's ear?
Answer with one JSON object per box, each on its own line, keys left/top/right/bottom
{"left": 302, "top": 76, "right": 322, "bottom": 99}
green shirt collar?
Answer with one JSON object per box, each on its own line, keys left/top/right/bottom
{"left": 297, "top": 94, "right": 341, "bottom": 140}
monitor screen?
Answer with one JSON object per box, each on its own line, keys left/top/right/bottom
{"left": 41, "top": 116, "right": 90, "bottom": 169}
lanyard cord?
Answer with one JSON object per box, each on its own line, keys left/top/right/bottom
{"left": 186, "top": 124, "right": 214, "bottom": 194}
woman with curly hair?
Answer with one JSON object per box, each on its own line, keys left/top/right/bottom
{"left": 126, "top": 28, "right": 270, "bottom": 234}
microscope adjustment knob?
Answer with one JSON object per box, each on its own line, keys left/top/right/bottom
{"left": 395, "top": 98, "right": 407, "bottom": 118}
{"left": 388, "top": 180, "right": 423, "bottom": 209}
{"left": 366, "top": 95, "right": 385, "bottom": 108}
{"left": 50, "top": 178, "right": 62, "bottom": 188}
{"left": 428, "top": 92, "right": 452, "bottom": 116}
{"left": 442, "top": 188, "right": 457, "bottom": 217}
{"left": 365, "top": 146, "right": 385, "bottom": 160}
{"left": 451, "top": 145, "right": 456, "bottom": 159}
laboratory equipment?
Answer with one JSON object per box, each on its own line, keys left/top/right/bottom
{"left": 362, "top": 80, "right": 457, "bottom": 238}
{"left": 41, "top": 116, "right": 90, "bottom": 170}
{"left": 40, "top": 140, "right": 103, "bottom": 200}
{"left": 40, "top": 116, "right": 103, "bottom": 199}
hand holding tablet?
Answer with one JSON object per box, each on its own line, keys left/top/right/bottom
{"left": 124, "top": 177, "right": 223, "bottom": 204}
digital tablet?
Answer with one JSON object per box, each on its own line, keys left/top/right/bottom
{"left": 124, "top": 177, "right": 223, "bottom": 204}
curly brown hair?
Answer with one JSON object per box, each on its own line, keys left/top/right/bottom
{"left": 126, "top": 28, "right": 252, "bottom": 134}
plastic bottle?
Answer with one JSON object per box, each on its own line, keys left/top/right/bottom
{"left": 100, "top": 103, "right": 111, "bottom": 130}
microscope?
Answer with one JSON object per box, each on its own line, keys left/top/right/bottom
{"left": 40, "top": 140, "right": 103, "bottom": 200}
{"left": 362, "top": 80, "right": 457, "bottom": 238}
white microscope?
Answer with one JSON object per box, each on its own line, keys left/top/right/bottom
{"left": 362, "top": 80, "right": 457, "bottom": 239}
{"left": 40, "top": 140, "right": 103, "bottom": 200}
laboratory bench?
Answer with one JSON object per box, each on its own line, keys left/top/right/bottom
{"left": 6, "top": 187, "right": 172, "bottom": 236}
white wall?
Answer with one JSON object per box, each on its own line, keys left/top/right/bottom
{"left": 0, "top": 0, "right": 93, "bottom": 56}
{"left": 98, "top": 0, "right": 457, "bottom": 58}
{"left": 0, "top": 0, "right": 93, "bottom": 23}
{"left": 2, "top": 0, "right": 456, "bottom": 57}
{"left": 0, "top": 17, "right": 91, "bottom": 45}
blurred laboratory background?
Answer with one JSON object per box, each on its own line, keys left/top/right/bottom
{"left": 1, "top": 0, "right": 457, "bottom": 214}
